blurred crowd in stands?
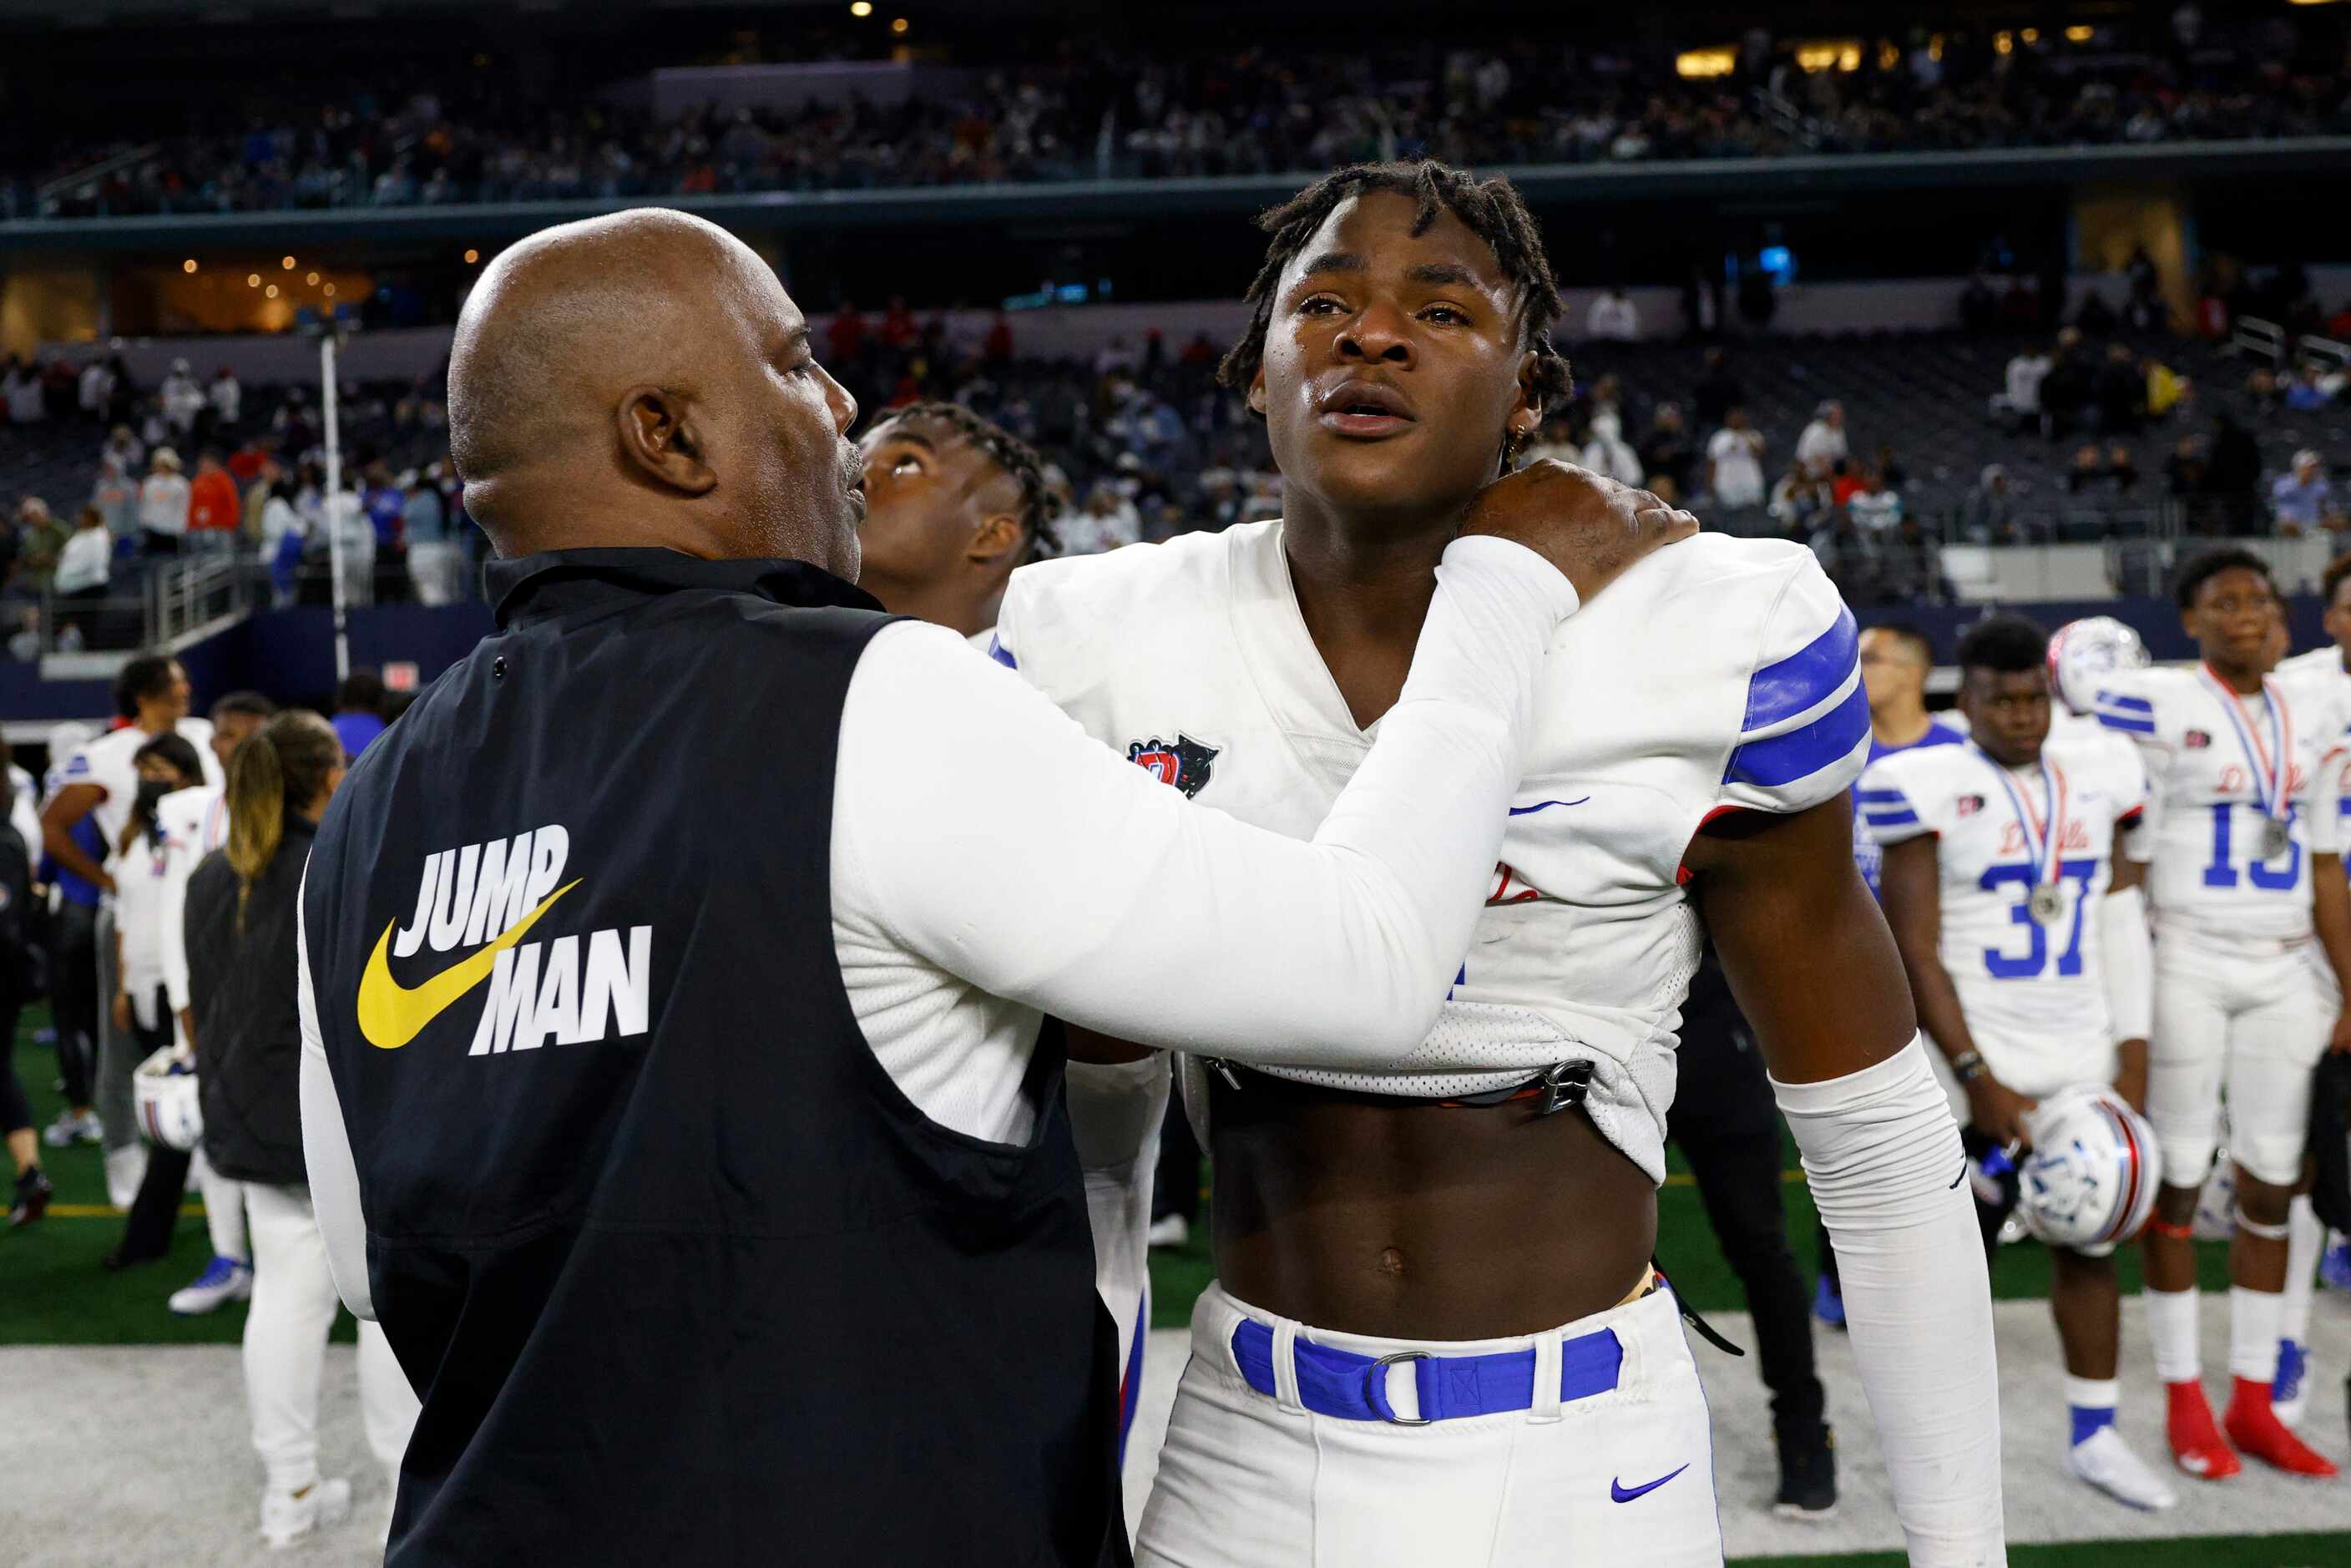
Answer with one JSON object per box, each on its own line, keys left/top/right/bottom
{"left": 5, "top": 250, "right": 2348, "bottom": 627}
{"left": 8, "top": 7, "right": 2348, "bottom": 220}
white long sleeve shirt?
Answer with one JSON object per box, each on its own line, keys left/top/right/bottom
{"left": 53, "top": 526, "right": 112, "bottom": 596}
{"left": 302, "top": 535, "right": 1582, "bottom": 1318}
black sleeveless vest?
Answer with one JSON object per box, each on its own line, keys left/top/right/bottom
{"left": 302, "top": 549, "right": 1128, "bottom": 1567}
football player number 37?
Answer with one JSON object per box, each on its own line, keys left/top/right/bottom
{"left": 1980, "top": 859, "right": 2099, "bottom": 979}
{"left": 2201, "top": 802, "right": 2300, "bottom": 892}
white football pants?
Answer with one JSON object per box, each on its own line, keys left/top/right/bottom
{"left": 2148, "top": 929, "right": 2333, "bottom": 1188}
{"left": 1136, "top": 1281, "right": 1722, "bottom": 1567}
{"left": 244, "top": 1182, "right": 419, "bottom": 1495}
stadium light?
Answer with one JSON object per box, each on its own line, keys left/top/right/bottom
{"left": 324, "top": 284, "right": 337, "bottom": 297}
{"left": 281, "top": 255, "right": 296, "bottom": 270}
{"left": 464, "top": 249, "right": 480, "bottom": 264}
{"left": 306, "top": 271, "right": 320, "bottom": 285}
{"left": 1995, "top": 31, "right": 2014, "bottom": 54}
{"left": 247, "top": 273, "right": 261, "bottom": 287}
{"left": 2065, "top": 26, "right": 2094, "bottom": 42}
{"left": 1675, "top": 48, "right": 1735, "bottom": 78}
{"left": 892, "top": 15, "right": 908, "bottom": 32}
{"left": 849, "top": 1, "right": 872, "bottom": 14}
{"left": 181, "top": 259, "right": 197, "bottom": 274}
{"left": 2020, "top": 28, "right": 2040, "bottom": 43}
{"left": 265, "top": 285, "right": 280, "bottom": 299}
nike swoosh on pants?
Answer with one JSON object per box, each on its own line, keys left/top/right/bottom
{"left": 1610, "top": 1464, "right": 1690, "bottom": 1504}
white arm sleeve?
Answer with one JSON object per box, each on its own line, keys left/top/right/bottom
{"left": 1772, "top": 1035, "right": 2005, "bottom": 1568}
{"left": 296, "top": 886, "right": 375, "bottom": 1321}
{"left": 159, "top": 847, "right": 196, "bottom": 1018}
{"left": 833, "top": 535, "right": 1576, "bottom": 1065}
{"left": 2100, "top": 882, "right": 2152, "bottom": 1043}
{"left": 1067, "top": 1053, "right": 1170, "bottom": 1409}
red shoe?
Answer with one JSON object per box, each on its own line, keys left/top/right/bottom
{"left": 2225, "top": 1378, "right": 2339, "bottom": 1478}
{"left": 2165, "top": 1379, "right": 2242, "bottom": 1480}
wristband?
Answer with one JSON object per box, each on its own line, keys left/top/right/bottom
{"left": 1949, "top": 1049, "right": 1987, "bottom": 1085}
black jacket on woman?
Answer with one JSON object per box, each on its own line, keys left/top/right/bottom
{"left": 189, "top": 814, "right": 314, "bottom": 1186}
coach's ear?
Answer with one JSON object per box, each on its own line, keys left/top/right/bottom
{"left": 1248, "top": 365, "right": 1267, "bottom": 419}
{"left": 616, "top": 385, "right": 717, "bottom": 498}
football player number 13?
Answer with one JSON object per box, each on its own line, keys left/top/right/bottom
{"left": 2201, "top": 802, "right": 2300, "bottom": 892}
{"left": 1980, "top": 858, "right": 2099, "bottom": 979}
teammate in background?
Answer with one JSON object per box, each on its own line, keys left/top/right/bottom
{"left": 852, "top": 402, "right": 1156, "bottom": 1459}
{"left": 2, "top": 746, "right": 48, "bottom": 1229}
{"left": 1868, "top": 615, "right": 2175, "bottom": 1510}
{"left": 855, "top": 401, "right": 1056, "bottom": 644}
{"left": 999, "top": 161, "right": 2001, "bottom": 1565}
{"left": 1815, "top": 620, "right": 1966, "bottom": 1330}
{"left": 2278, "top": 554, "right": 2351, "bottom": 704}
{"left": 39, "top": 656, "right": 223, "bottom": 1191}
{"left": 1852, "top": 623, "right": 1968, "bottom": 900}
{"left": 2093, "top": 546, "right": 2351, "bottom": 1480}
{"left": 2274, "top": 558, "right": 2351, "bottom": 1408}
{"left": 162, "top": 692, "right": 276, "bottom": 1314}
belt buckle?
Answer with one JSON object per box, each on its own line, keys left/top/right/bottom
{"left": 1364, "top": 1350, "right": 1433, "bottom": 1425}
{"left": 1534, "top": 1060, "right": 1594, "bottom": 1118}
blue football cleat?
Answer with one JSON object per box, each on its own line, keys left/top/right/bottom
{"left": 1813, "top": 1275, "right": 1846, "bottom": 1330}
{"left": 2320, "top": 1241, "right": 2351, "bottom": 1293}
{"left": 2272, "top": 1338, "right": 2309, "bottom": 1428}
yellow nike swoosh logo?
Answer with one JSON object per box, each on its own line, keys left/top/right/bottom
{"left": 356, "top": 881, "right": 580, "bottom": 1050}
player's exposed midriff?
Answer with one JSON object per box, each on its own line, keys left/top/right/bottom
{"left": 1206, "top": 1077, "right": 1659, "bottom": 1341}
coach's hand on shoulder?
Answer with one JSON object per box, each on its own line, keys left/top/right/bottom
{"left": 1462, "top": 458, "right": 1698, "bottom": 604}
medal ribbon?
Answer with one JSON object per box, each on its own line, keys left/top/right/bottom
{"left": 2200, "top": 663, "right": 2292, "bottom": 830}
{"left": 1979, "top": 746, "right": 2067, "bottom": 890}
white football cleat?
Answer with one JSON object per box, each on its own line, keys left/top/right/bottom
{"left": 2069, "top": 1426, "right": 2178, "bottom": 1512}
{"left": 1146, "top": 1214, "right": 1190, "bottom": 1249}
{"left": 104, "top": 1144, "right": 148, "bottom": 1210}
{"left": 168, "top": 1255, "right": 253, "bottom": 1316}
{"left": 260, "top": 1477, "right": 351, "bottom": 1549}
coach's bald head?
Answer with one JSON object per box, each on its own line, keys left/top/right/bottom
{"left": 447, "top": 208, "right": 863, "bottom": 576}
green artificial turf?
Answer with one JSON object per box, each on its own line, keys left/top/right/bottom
{"left": 0, "top": 1007, "right": 354, "bottom": 1345}
{"left": 1729, "top": 1536, "right": 2351, "bottom": 1568}
{"left": 0, "top": 1005, "right": 2234, "bottom": 1343}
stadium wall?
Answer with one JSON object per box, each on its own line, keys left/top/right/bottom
{"left": 0, "top": 589, "right": 2322, "bottom": 736}
{"left": 54, "top": 267, "right": 2351, "bottom": 382}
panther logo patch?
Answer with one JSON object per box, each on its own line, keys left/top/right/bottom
{"left": 2184, "top": 730, "right": 2212, "bottom": 750}
{"left": 1125, "top": 733, "right": 1220, "bottom": 798}
{"left": 1956, "top": 794, "right": 1984, "bottom": 817}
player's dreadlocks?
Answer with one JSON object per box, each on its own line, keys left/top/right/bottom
{"left": 1218, "top": 160, "right": 1572, "bottom": 461}
{"left": 881, "top": 400, "right": 1059, "bottom": 559}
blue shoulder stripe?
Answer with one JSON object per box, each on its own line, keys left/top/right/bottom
{"left": 1863, "top": 807, "right": 1921, "bottom": 828}
{"left": 1742, "top": 605, "right": 1858, "bottom": 733}
{"left": 2095, "top": 691, "right": 2153, "bottom": 715}
{"left": 1725, "top": 681, "right": 1870, "bottom": 790}
{"left": 2096, "top": 711, "right": 2156, "bottom": 735}
{"left": 987, "top": 635, "right": 1018, "bottom": 670}
{"left": 1855, "top": 787, "right": 1910, "bottom": 804}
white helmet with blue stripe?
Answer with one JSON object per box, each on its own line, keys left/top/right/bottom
{"left": 2017, "top": 1085, "right": 2162, "bottom": 1252}
{"left": 132, "top": 1046, "right": 203, "bottom": 1153}
{"left": 2046, "top": 617, "right": 2150, "bottom": 717}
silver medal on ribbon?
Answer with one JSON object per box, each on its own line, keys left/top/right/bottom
{"left": 2261, "top": 816, "right": 2293, "bottom": 861}
{"left": 2026, "top": 882, "right": 2065, "bottom": 925}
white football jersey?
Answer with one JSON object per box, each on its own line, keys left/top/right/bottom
{"left": 2277, "top": 645, "right": 2351, "bottom": 733}
{"left": 2092, "top": 666, "right": 2348, "bottom": 945}
{"left": 994, "top": 521, "right": 1866, "bottom": 1186}
{"left": 57, "top": 717, "right": 222, "bottom": 850}
{"left": 1860, "top": 734, "right": 2146, "bottom": 1065}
